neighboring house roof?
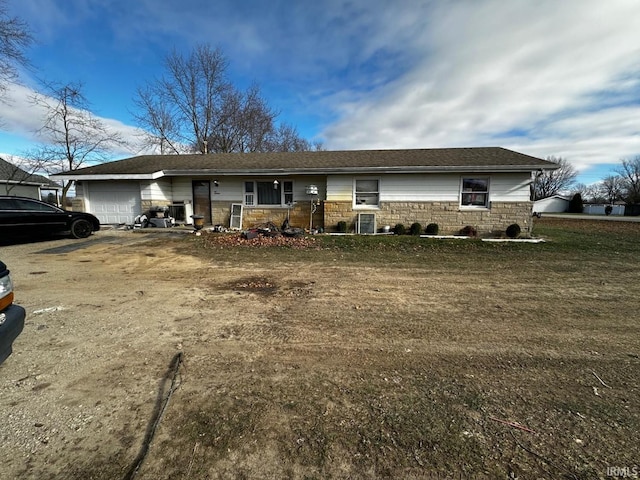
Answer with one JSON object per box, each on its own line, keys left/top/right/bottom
{"left": 52, "top": 147, "right": 558, "bottom": 181}
{"left": 534, "top": 195, "right": 571, "bottom": 203}
{"left": 533, "top": 195, "right": 572, "bottom": 213}
{"left": 0, "top": 157, "right": 61, "bottom": 188}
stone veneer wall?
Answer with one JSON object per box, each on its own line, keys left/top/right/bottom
{"left": 212, "top": 201, "right": 324, "bottom": 230}
{"left": 324, "top": 201, "right": 533, "bottom": 235}
{"left": 71, "top": 197, "right": 85, "bottom": 212}
{"left": 116, "top": 199, "right": 530, "bottom": 234}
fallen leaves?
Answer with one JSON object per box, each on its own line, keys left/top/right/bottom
{"left": 201, "top": 232, "right": 319, "bottom": 250}
{"left": 233, "top": 277, "right": 276, "bottom": 291}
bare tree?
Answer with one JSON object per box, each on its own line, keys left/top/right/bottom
{"left": 132, "top": 45, "right": 230, "bottom": 154}
{"left": 207, "top": 84, "right": 277, "bottom": 153}
{"left": 134, "top": 44, "right": 316, "bottom": 154}
{"left": 265, "top": 123, "right": 324, "bottom": 152}
{"left": 584, "top": 184, "right": 606, "bottom": 204}
{"left": 208, "top": 87, "right": 324, "bottom": 153}
{"left": 0, "top": 0, "right": 32, "bottom": 97}
{"left": 571, "top": 183, "right": 591, "bottom": 202}
{"left": 132, "top": 85, "right": 182, "bottom": 154}
{"left": 616, "top": 157, "right": 640, "bottom": 204}
{"left": 30, "top": 82, "right": 128, "bottom": 204}
{"left": 532, "top": 156, "right": 578, "bottom": 200}
{"left": 599, "top": 175, "right": 625, "bottom": 204}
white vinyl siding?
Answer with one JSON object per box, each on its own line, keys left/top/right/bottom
{"left": 141, "top": 179, "right": 172, "bottom": 201}
{"left": 532, "top": 196, "right": 570, "bottom": 213}
{"left": 0, "top": 183, "right": 40, "bottom": 199}
{"left": 488, "top": 174, "right": 532, "bottom": 201}
{"left": 326, "top": 175, "right": 355, "bottom": 201}
{"left": 379, "top": 175, "right": 460, "bottom": 202}
{"left": 170, "top": 178, "right": 194, "bottom": 202}
{"left": 211, "top": 178, "right": 244, "bottom": 202}
{"left": 327, "top": 173, "right": 532, "bottom": 204}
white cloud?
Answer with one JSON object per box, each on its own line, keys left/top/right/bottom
{"left": 0, "top": 83, "right": 146, "bottom": 156}
{"left": 0, "top": 83, "right": 43, "bottom": 139}
{"left": 4, "top": 0, "right": 640, "bottom": 184}
{"left": 322, "top": 0, "right": 640, "bottom": 173}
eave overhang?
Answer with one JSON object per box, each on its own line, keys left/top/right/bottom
{"left": 167, "top": 164, "right": 558, "bottom": 176}
{"left": 51, "top": 171, "right": 165, "bottom": 181}
{"left": 52, "top": 163, "right": 558, "bottom": 181}
{"left": 51, "top": 165, "right": 557, "bottom": 181}
{"left": 1, "top": 179, "right": 60, "bottom": 187}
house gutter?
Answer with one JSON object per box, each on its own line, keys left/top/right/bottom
{"left": 51, "top": 172, "right": 165, "bottom": 181}
{"left": 166, "top": 165, "right": 557, "bottom": 176}
{"left": 1, "top": 179, "right": 56, "bottom": 186}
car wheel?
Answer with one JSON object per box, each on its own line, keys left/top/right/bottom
{"left": 71, "top": 219, "right": 93, "bottom": 239}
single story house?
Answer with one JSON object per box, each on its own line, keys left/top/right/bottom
{"left": 532, "top": 195, "right": 571, "bottom": 214}
{"left": 52, "top": 147, "right": 557, "bottom": 235}
{"left": 0, "top": 157, "right": 61, "bottom": 202}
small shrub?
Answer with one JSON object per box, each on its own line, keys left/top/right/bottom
{"left": 505, "top": 223, "right": 521, "bottom": 238}
{"left": 394, "top": 223, "right": 406, "bottom": 235}
{"left": 569, "top": 193, "right": 583, "bottom": 213}
{"left": 336, "top": 221, "right": 347, "bottom": 233}
{"left": 409, "top": 222, "right": 422, "bottom": 236}
{"left": 605, "top": 205, "right": 613, "bottom": 216}
{"left": 460, "top": 225, "right": 477, "bottom": 237}
{"left": 425, "top": 223, "right": 439, "bottom": 235}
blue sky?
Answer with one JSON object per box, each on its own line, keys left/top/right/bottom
{"left": 1, "top": 0, "right": 640, "bottom": 186}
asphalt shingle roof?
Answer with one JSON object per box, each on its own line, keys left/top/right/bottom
{"left": 55, "top": 147, "right": 556, "bottom": 177}
{"left": 0, "top": 157, "right": 60, "bottom": 186}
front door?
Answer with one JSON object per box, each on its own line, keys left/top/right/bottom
{"left": 192, "top": 181, "right": 212, "bottom": 224}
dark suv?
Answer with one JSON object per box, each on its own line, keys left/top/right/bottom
{"left": 0, "top": 260, "right": 25, "bottom": 365}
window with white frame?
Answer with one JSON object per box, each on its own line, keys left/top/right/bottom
{"left": 354, "top": 179, "right": 379, "bottom": 207}
{"left": 283, "top": 181, "right": 293, "bottom": 204}
{"left": 244, "top": 181, "right": 255, "bottom": 206}
{"left": 244, "top": 180, "right": 293, "bottom": 206}
{"left": 460, "top": 178, "right": 489, "bottom": 208}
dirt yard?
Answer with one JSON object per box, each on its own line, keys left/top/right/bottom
{"left": 1, "top": 220, "right": 638, "bottom": 479}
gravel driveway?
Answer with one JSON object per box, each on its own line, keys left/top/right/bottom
{"left": 0, "top": 230, "right": 203, "bottom": 479}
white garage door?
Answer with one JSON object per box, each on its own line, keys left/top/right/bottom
{"left": 89, "top": 182, "right": 141, "bottom": 224}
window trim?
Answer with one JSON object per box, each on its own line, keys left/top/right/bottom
{"left": 283, "top": 180, "right": 293, "bottom": 205}
{"left": 459, "top": 177, "right": 490, "bottom": 209}
{"left": 353, "top": 177, "right": 380, "bottom": 209}
{"left": 244, "top": 181, "right": 255, "bottom": 206}
{"left": 244, "top": 179, "right": 294, "bottom": 207}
